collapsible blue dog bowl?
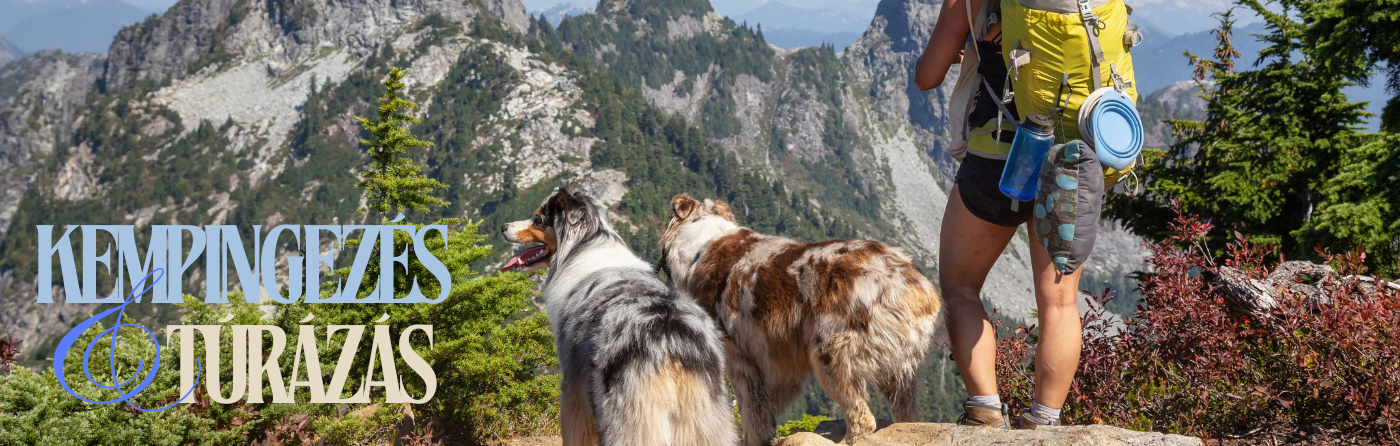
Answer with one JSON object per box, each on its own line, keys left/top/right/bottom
{"left": 1077, "top": 88, "right": 1143, "bottom": 171}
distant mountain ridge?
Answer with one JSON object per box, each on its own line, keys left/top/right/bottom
{"left": 1, "top": 0, "right": 152, "bottom": 54}
{"left": 732, "top": 1, "right": 868, "bottom": 33}
{"left": 731, "top": 1, "right": 867, "bottom": 50}
{"left": 531, "top": 2, "right": 590, "bottom": 25}
{"left": 0, "top": 34, "right": 21, "bottom": 67}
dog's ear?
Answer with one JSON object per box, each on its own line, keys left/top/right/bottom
{"left": 560, "top": 191, "right": 587, "bottom": 226}
{"left": 708, "top": 199, "right": 736, "bottom": 222}
{"left": 672, "top": 194, "right": 699, "bottom": 220}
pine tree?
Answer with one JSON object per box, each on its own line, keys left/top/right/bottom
{"left": 1106, "top": 5, "right": 1368, "bottom": 256}
{"left": 355, "top": 67, "right": 450, "bottom": 217}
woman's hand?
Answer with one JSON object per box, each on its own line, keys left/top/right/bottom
{"left": 914, "top": 0, "right": 981, "bottom": 91}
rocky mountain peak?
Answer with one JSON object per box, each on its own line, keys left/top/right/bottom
{"left": 870, "top": 0, "right": 940, "bottom": 54}
{"left": 843, "top": 0, "right": 948, "bottom": 133}
{"left": 100, "top": 0, "right": 528, "bottom": 92}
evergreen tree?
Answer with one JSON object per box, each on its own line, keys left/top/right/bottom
{"left": 1106, "top": 5, "right": 1368, "bottom": 257}
{"left": 355, "top": 67, "right": 450, "bottom": 216}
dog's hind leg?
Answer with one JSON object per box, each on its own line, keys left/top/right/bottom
{"left": 876, "top": 364, "right": 921, "bottom": 423}
{"left": 766, "top": 374, "right": 805, "bottom": 422}
{"left": 810, "top": 339, "right": 877, "bottom": 444}
{"left": 728, "top": 356, "right": 776, "bottom": 446}
{"left": 560, "top": 381, "right": 600, "bottom": 446}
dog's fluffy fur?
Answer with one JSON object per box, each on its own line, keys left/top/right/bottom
{"left": 661, "top": 194, "right": 944, "bottom": 445}
{"left": 502, "top": 188, "right": 737, "bottom": 446}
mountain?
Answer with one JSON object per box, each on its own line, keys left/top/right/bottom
{"left": 1130, "top": 0, "right": 1258, "bottom": 37}
{"left": 122, "top": 0, "right": 178, "bottom": 13}
{"left": 0, "top": 0, "right": 1156, "bottom": 378}
{"left": 1129, "top": 20, "right": 1385, "bottom": 131}
{"left": 731, "top": 1, "right": 867, "bottom": 50}
{"left": 1130, "top": 21, "right": 1269, "bottom": 96}
{"left": 733, "top": 1, "right": 868, "bottom": 33}
{"left": 2, "top": 0, "right": 152, "bottom": 54}
{"left": 761, "top": 29, "right": 861, "bottom": 51}
{"left": 0, "top": 0, "right": 62, "bottom": 31}
{"left": 0, "top": 33, "right": 21, "bottom": 67}
{"left": 1136, "top": 80, "right": 1208, "bottom": 149}
{"left": 531, "top": 2, "right": 590, "bottom": 25}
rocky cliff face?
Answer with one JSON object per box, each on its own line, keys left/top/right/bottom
{"left": 0, "top": 51, "right": 106, "bottom": 242}
{"left": 0, "top": 51, "right": 107, "bottom": 353}
{"left": 102, "top": 0, "right": 527, "bottom": 92}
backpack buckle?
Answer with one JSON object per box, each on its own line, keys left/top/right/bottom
{"left": 1078, "top": 0, "right": 1105, "bottom": 35}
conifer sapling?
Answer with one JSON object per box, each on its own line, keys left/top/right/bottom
{"left": 355, "top": 67, "right": 450, "bottom": 216}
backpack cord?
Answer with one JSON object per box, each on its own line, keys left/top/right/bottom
{"left": 1052, "top": 73, "right": 1075, "bottom": 141}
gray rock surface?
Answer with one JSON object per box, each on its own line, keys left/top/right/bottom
{"left": 502, "top": 422, "right": 1203, "bottom": 446}
{"left": 780, "top": 420, "right": 1203, "bottom": 446}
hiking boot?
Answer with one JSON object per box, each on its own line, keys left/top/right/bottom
{"left": 1014, "top": 411, "right": 1062, "bottom": 429}
{"left": 956, "top": 402, "right": 1010, "bottom": 429}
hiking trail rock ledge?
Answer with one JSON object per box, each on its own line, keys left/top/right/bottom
{"left": 774, "top": 420, "right": 1203, "bottom": 446}
{"left": 504, "top": 420, "right": 1204, "bottom": 446}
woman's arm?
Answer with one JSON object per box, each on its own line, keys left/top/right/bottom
{"left": 914, "top": 0, "right": 982, "bottom": 91}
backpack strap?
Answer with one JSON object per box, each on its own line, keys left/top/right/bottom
{"left": 1078, "top": 0, "right": 1107, "bottom": 89}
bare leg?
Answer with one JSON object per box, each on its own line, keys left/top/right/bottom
{"left": 939, "top": 184, "right": 1018, "bottom": 398}
{"left": 1027, "top": 219, "right": 1084, "bottom": 410}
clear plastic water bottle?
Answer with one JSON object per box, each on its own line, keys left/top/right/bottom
{"left": 999, "top": 113, "right": 1056, "bottom": 202}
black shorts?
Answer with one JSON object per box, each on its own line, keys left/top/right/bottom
{"left": 955, "top": 155, "right": 1034, "bottom": 228}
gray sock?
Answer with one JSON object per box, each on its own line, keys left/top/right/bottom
{"left": 966, "top": 394, "right": 1002, "bottom": 410}
{"left": 1029, "top": 401, "right": 1062, "bottom": 424}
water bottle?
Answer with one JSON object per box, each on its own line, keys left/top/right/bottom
{"left": 999, "top": 113, "right": 1056, "bottom": 202}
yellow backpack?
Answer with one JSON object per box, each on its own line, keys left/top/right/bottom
{"left": 946, "top": 0, "right": 1142, "bottom": 186}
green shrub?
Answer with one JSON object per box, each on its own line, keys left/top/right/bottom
{"left": 775, "top": 414, "right": 830, "bottom": 437}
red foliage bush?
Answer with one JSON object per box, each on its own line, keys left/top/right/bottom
{"left": 995, "top": 208, "right": 1400, "bottom": 441}
{"left": 0, "top": 336, "right": 19, "bottom": 375}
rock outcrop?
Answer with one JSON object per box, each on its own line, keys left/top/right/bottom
{"left": 776, "top": 421, "right": 1202, "bottom": 446}
{"left": 503, "top": 421, "right": 1203, "bottom": 446}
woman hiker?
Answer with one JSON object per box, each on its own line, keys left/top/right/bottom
{"left": 913, "top": 0, "right": 1141, "bottom": 429}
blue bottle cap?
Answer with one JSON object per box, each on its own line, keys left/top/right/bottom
{"left": 1088, "top": 90, "right": 1143, "bottom": 171}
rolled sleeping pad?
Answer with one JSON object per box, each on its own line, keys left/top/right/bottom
{"left": 1077, "top": 88, "right": 1143, "bottom": 171}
